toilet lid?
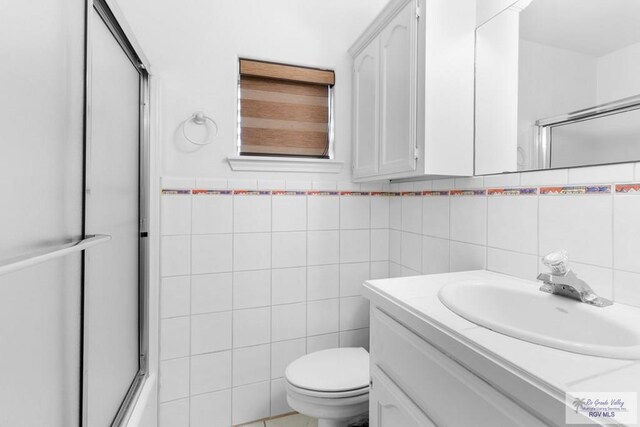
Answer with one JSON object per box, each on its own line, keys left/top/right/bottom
{"left": 285, "top": 347, "right": 369, "bottom": 392}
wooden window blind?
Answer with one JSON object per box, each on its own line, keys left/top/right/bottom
{"left": 239, "top": 59, "right": 335, "bottom": 157}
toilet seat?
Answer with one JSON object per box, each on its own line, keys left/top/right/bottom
{"left": 285, "top": 347, "right": 369, "bottom": 393}
{"left": 285, "top": 381, "right": 369, "bottom": 399}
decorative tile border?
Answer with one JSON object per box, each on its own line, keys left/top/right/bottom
{"left": 450, "top": 189, "right": 487, "bottom": 196}
{"left": 422, "top": 190, "right": 450, "bottom": 196}
{"left": 539, "top": 185, "right": 611, "bottom": 195}
{"left": 616, "top": 184, "right": 640, "bottom": 194}
{"left": 192, "top": 189, "right": 232, "bottom": 195}
{"left": 162, "top": 182, "right": 640, "bottom": 196}
{"left": 487, "top": 187, "right": 537, "bottom": 196}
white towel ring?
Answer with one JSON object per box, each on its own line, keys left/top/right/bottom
{"left": 182, "top": 111, "right": 218, "bottom": 146}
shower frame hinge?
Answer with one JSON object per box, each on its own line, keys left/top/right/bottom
{"left": 416, "top": 2, "right": 421, "bottom": 19}
{"left": 414, "top": 146, "right": 420, "bottom": 160}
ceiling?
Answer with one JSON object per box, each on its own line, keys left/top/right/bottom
{"left": 519, "top": 0, "right": 640, "bottom": 57}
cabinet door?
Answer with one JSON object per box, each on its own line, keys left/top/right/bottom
{"left": 352, "top": 38, "right": 380, "bottom": 179}
{"left": 370, "top": 367, "right": 436, "bottom": 427}
{"left": 379, "top": 0, "right": 418, "bottom": 176}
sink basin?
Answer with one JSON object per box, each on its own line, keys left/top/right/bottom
{"left": 438, "top": 280, "right": 640, "bottom": 359}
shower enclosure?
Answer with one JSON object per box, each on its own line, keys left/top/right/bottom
{"left": 0, "top": 1, "right": 150, "bottom": 426}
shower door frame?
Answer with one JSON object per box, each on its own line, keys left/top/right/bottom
{"left": 82, "top": 1, "right": 151, "bottom": 426}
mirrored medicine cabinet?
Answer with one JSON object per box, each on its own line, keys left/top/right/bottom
{"left": 475, "top": 0, "right": 640, "bottom": 175}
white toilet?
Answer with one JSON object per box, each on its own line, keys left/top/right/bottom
{"left": 284, "top": 347, "right": 369, "bottom": 427}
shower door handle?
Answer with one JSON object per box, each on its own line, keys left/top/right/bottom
{"left": 0, "top": 234, "right": 112, "bottom": 277}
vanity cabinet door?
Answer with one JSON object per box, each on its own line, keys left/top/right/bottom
{"left": 370, "top": 367, "right": 436, "bottom": 427}
{"left": 378, "top": 0, "right": 418, "bottom": 176}
{"left": 352, "top": 37, "right": 380, "bottom": 179}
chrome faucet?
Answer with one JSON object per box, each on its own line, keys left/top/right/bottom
{"left": 537, "top": 250, "right": 613, "bottom": 307}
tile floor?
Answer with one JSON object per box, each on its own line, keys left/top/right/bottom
{"left": 240, "top": 413, "right": 317, "bottom": 427}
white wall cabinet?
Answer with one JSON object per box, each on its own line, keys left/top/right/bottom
{"left": 349, "top": 0, "right": 476, "bottom": 182}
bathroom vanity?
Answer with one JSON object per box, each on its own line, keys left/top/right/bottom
{"left": 362, "top": 271, "right": 640, "bottom": 427}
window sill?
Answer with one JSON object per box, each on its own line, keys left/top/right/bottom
{"left": 227, "top": 156, "right": 344, "bottom": 174}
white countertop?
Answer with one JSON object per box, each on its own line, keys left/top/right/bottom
{"left": 362, "top": 270, "right": 640, "bottom": 426}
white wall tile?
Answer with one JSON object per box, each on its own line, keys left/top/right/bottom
{"left": 161, "top": 317, "right": 190, "bottom": 360}
{"left": 340, "top": 196, "right": 370, "bottom": 229}
{"left": 159, "top": 399, "right": 189, "bottom": 427}
{"left": 389, "top": 197, "right": 402, "bottom": 230}
{"left": 190, "top": 351, "right": 232, "bottom": 394}
{"left": 614, "top": 194, "right": 640, "bottom": 273}
{"left": 286, "top": 180, "right": 311, "bottom": 191}
{"left": 307, "top": 299, "right": 339, "bottom": 336}
{"left": 339, "top": 296, "right": 369, "bottom": 331}
{"left": 413, "top": 180, "right": 433, "bottom": 191}
{"left": 191, "top": 273, "right": 232, "bottom": 314}
{"left": 421, "top": 236, "right": 450, "bottom": 274}
{"left": 422, "top": 196, "right": 449, "bottom": 239}
{"left": 487, "top": 248, "right": 538, "bottom": 281}
{"left": 272, "top": 303, "right": 306, "bottom": 341}
{"left": 233, "top": 307, "right": 271, "bottom": 348}
{"left": 398, "top": 182, "right": 414, "bottom": 192}
{"left": 272, "top": 196, "right": 306, "bottom": 232}
{"left": 191, "top": 312, "right": 232, "bottom": 354}
{"left": 339, "top": 262, "right": 370, "bottom": 297}
{"left": 389, "top": 230, "right": 401, "bottom": 264}
{"left": 614, "top": 270, "right": 640, "bottom": 308}
{"left": 307, "top": 231, "right": 339, "bottom": 265}
{"left": 233, "top": 233, "right": 271, "bottom": 271}
{"left": 337, "top": 182, "right": 361, "bottom": 191}
{"left": 307, "top": 264, "right": 339, "bottom": 300}
{"left": 340, "top": 328, "right": 370, "bottom": 351}
{"left": 454, "top": 176, "right": 484, "bottom": 189}
{"left": 450, "top": 196, "right": 487, "bottom": 245}
{"left": 233, "top": 270, "right": 271, "bottom": 309}
{"left": 161, "top": 235, "right": 191, "bottom": 277}
{"left": 340, "top": 229, "right": 370, "bottom": 263}
{"left": 539, "top": 195, "right": 613, "bottom": 267}
{"left": 272, "top": 267, "right": 306, "bottom": 305}
{"left": 520, "top": 169, "right": 568, "bottom": 186}
{"left": 307, "top": 196, "right": 339, "bottom": 230}
{"left": 190, "top": 390, "right": 231, "bottom": 427}
{"left": 401, "top": 232, "right": 422, "bottom": 273}
{"left": 234, "top": 195, "right": 271, "bottom": 233}
{"left": 312, "top": 181, "right": 337, "bottom": 191}
{"left": 159, "top": 358, "right": 190, "bottom": 402}
{"left": 636, "top": 162, "right": 640, "bottom": 180}
{"left": 370, "top": 261, "right": 390, "bottom": 279}
{"left": 568, "top": 164, "right": 635, "bottom": 184}
{"left": 271, "top": 338, "right": 306, "bottom": 379}
{"left": 370, "top": 229, "right": 389, "bottom": 261}
{"left": 370, "top": 197, "right": 390, "bottom": 229}
{"left": 306, "top": 333, "right": 339, "bottom": 353}
{"left": 161, "top": 177, "right": 195, "bottom": 190}
{"left": 258, "top": 179, "right": 286, "bottom": 190}
{"left": 191, "top": 234, "right": 232, "bottom": 274}
{"left": 401, "top": 196, "right": 422, "bottom": 234}
{"left": 161, "top": 276, "right": 190, "bottom": 318}
{"left": 192, "top": 194, "right": 233, "bottom": 234}
{"left": 432, "top": 178, "right": 454, "bottom": 191}
{"left": 483, "top": 173, "right": 520, "bottom": 188}
{"left": 195, "top": 178, "right": 227, "bottom": 190}
{"left": 272, "top": 232, "right": 306, "bottom": 268}
{"left": 232, "top": 344, "right": 271, "bottom": 386}
{"left": 400, "top": 266, "right": 421, "bottom": 277}
{"left": 389, "top": 262, "right": 402, "bottom": 278}
{"left": 449, "top": 242, "right": 487, "bottom": 272}
{"left": 487, "top": 195, "right": 538, "bottom": 254}
{"left": 161, "top": 195, "right": 191, "bottom": 235}
{"left": 228, "top": 179, "right": 258, "bottom": 190}
{"left": 232, "top": 381, "right": 271, "bottom": 426}
{"left": 270, "top": 379, "right": 292, "bottom": 417}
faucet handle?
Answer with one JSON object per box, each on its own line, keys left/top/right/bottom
{"left": 542, "top": 250, "right": 569, "bottom": 275}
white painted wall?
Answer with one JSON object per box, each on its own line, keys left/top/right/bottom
{"left": 116, "top": 0, "right": 390, "bottom": 182}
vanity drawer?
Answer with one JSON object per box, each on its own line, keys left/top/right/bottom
{"left": 371, "top": 307, "right": 546, "bottom": 427}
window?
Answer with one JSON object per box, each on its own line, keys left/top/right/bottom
{"left": 238, "top": 59, "right": 335, "bottom": 158}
